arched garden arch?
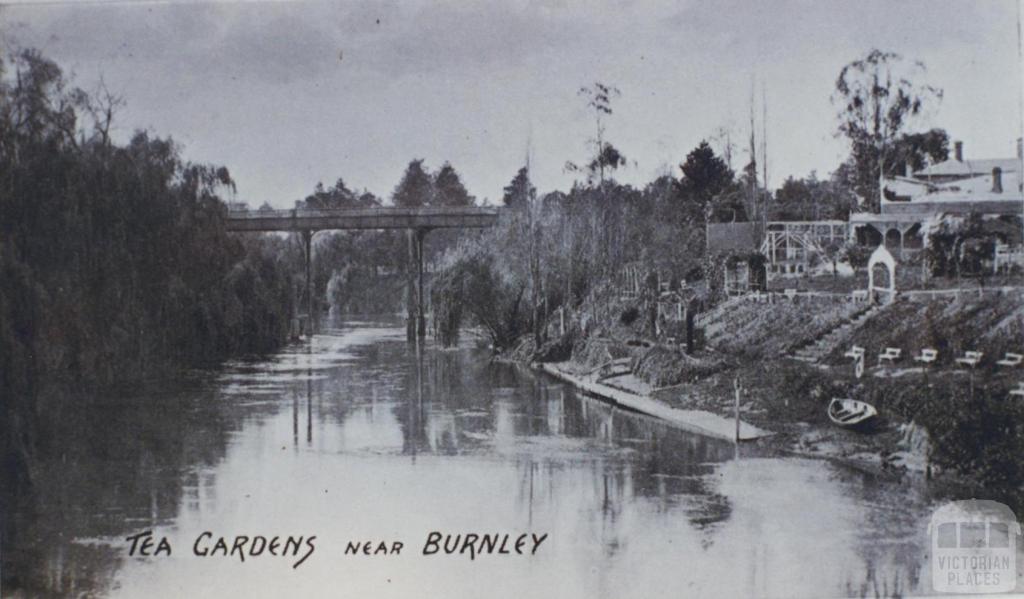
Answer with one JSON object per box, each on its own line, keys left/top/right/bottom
{"left": 867, "top": 245, "right": 896, "bottom": 303}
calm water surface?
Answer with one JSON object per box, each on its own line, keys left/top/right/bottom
{"left": 5, "top": 318, "right": 1019, "bottom": 598}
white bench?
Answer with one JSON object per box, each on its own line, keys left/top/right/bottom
{"left": 878, "top": 347, "right": 902, "bottom": 366}
{"left": 1009, "top": 382, "right": 1024, "bottom": 398}
{"left": 914, "top": 348, "right": 938, "bottom": 365}
{"left": 956, "top": 351, "right": 983, "bottom": 369}
{"left": 844, "top": 345, "right": 866, "bottom": 378}
{"left": 996, "top": 352, "right": 1022, "bottom": 368}
{"left": 844, "top": 345, "right": 865, "bottom": 360}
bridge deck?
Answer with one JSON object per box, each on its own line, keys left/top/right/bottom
{"left": 225, "top": 207, "right": 500, "bottom": 232}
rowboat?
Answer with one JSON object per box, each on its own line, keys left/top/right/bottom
{"left": 828, "top": 397, "right": 878, "bottom": 428}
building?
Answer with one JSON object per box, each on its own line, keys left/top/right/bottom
{"left": 761, "top": 220, "right": 847, "bottom": 277}
{"left": 850, "top": 139, "right": 1024, "bottom": 258}
{"left": 706, "top": 139, "right": 1024, "bottom": 286}
{"left": 707, "top": 220, "right": 844, "bottom": 280}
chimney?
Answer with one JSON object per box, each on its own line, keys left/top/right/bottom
{"left": 954, "top": 141, "right": 963, "bottom": 162}
{"left": 992, "top": 167, "right": 1002, "bottom": 193}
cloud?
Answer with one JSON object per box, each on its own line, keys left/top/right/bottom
{"left": 3, "top": 1, "right": 601, "bottom": 85}
{"left": 0, "top": 0, "right": 1018, "bottom": 209}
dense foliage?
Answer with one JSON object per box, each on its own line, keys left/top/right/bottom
{"left": 430, "top": 157, "right": 732, "bottom": 350}
{"left": 301, "top": 161, "right": 480, "bottom": 319}
{"left": 0, "top": 49, "right": 296, "bottom": 487}
{"left": 925, "top": 213, "right": 1022, "bottom": 280}
{"left": 771, "top": 172, "right": 857, "bottom": 221}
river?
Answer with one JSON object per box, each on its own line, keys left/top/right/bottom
{"left": 4, "top": 318, "right": 1020, "bottom": 598}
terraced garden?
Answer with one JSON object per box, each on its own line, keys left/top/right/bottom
{"left": 701, "top": 296, "right": 865, "bottom": 359}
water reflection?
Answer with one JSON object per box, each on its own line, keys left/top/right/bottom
{"left": 3, "top": 319, "right": 1019, "bottom": 598}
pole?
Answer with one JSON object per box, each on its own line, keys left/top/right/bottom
{"left": 686, "top": 308, "right": 695, "bottom": 354}
{"left": 292, "top": 387, "right": 298, "bottom": 446}
{"left": 416, "top": 228, "right": 426, "bottom": 338}
{"left": 306, "top": 363, "right": 313, "bottom": 445}
{"left": 734, "top": 378, "right": 742, "bottom": 445}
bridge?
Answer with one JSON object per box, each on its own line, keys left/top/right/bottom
{"left": 225, "top": 206, "right": 501, "bottom": 340}
{"left": 224, "top": 206, "right": 500, "bottom": 232}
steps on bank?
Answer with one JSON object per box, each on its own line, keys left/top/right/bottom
{"left": 788, "top": 304, "right": 879, "bottom": 364}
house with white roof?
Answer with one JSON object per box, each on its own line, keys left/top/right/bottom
{"left": 850, "top": 139, "right": 1024, "bottom": 257}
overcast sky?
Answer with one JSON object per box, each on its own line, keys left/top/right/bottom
{"left": 2, "top": 0, "right": 1021, "bottom": 207}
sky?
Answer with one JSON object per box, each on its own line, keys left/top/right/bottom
{"left": 2, "top": 0, "right": 1022, "bottom": 208}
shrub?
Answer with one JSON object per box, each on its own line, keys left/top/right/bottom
{"left": 619, "top": 306, "right": 639, "bottom": 325}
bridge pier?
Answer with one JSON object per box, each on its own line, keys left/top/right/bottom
{"left": 416, "top": 228, "right": 427, "bottom": 339}
{"left": 223, "top": 207, "right": 499, "bottom": 342}
{"left": 302, "top": 230, "right": 315, "bottom": 337}
{"left": 406, "top": 230, "right": 414, "bottom": 340}
{"left": 406, "top": 228, "right": 428, "bottom": 341}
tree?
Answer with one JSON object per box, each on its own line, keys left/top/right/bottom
{"left": 678, "top": 141, "right": 735, "bottom": 222}
{"left": 299, "top": 177, "right": 380, "bottom": 209}
{"left": 0, "top": 46, "right": 297, "bottom": 394}
{"left": 822, "top": 242, "right": 843, "bottom": 277}
{"left": 502, "top": 167, "right": 535, "bottom": 210}
{"left": 680, "top": 141, "right": 733, "bottom": 202}
{"left": 301, "top": 178, "right": 378, "bottom": 210}
{"left": 79, "top": 78, "right": 125, "bottom": 149}
{"left": 565, "top": 82, "right": 626, "bottom": 184}
{"left": 771, "top": 172, "right": 857, "bottom": 221}
{"left": 832, "top": 49, "right": 942, "bottom": 212}
{"left": 891, "top": 128, "right": 950, "bottom": 174}
{"left": 433, "top": 162, "right": 474, "bottom": 206}
{"left": 844, "top": 243, "right": 873, "bottom": 271}
{"left": 391, "top": 159, "right": 434, "bottom": 207}
{"left": 586, "top": 142, "right": 627, "bottom": 181}
{"left": 925, "top": 213, "right": 1019, "bottom": 282}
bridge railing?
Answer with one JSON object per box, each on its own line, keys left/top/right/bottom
{"left": 224, "top": 205, "right": 503, "bottom": 232}
{"left": 226, "top": 206, "right": 501, "bottom": 220}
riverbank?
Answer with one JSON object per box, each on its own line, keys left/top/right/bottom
{"left": 531, "top": 348, "right": 916, "bottom": 479}
{"left": 514, "top": 288, "right": 1024, "bottom": 500}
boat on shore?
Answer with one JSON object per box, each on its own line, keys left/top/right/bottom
{"left": 828, "top": 397, "right": 878, "bottom": 429}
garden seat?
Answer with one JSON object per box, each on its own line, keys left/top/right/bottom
{"left": 844, "top": 345, "right": 866, "bottom": 378}
{"left": 878, "top": 347, "right": 901, "bottom": 366}
{"left": 1009, "top": 382, "right": 1024, "bottom": 398}
{"left": 955, "top": 351, "right": 983, "bottom": 369}
{"left": 844, "top": 345, "right": 865, "bottom": 360}
{"left": 914, "top": 348, "right": 938, "bottom": 364}
{"left": 996, "top": 352, "right": 1023, "bottom": 368}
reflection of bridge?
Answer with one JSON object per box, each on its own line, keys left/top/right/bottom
{"left": 225, "top": 207, "right": 501, "bottom": 339}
